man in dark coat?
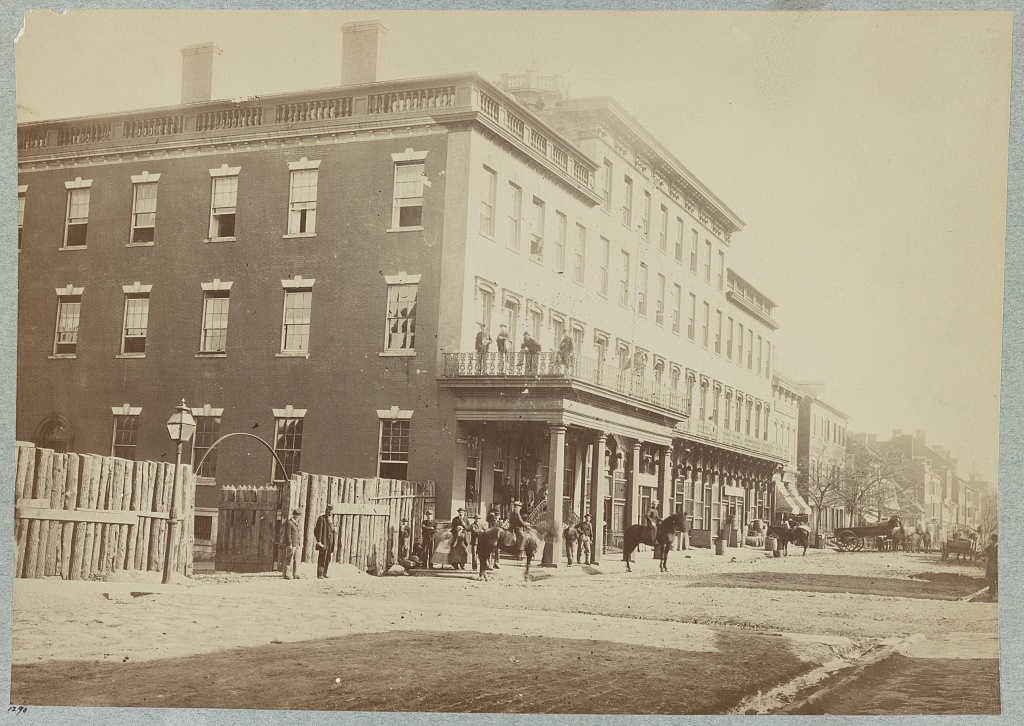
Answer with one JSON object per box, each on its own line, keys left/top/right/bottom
{"left": 474, "top": 323, "right": 492, "bottom": 373}
{"left": 420, "top": 510, "right": 438, "bottom": 569}
{"left": 314, "top": 504, "right": 336, "bottom": 579}
{"left": 449, "top": 507, "right": 470, "bottom": 533}
{"left": 282, "top": 508, "right": 302, "bottom": 580}
{"left": 576, "top": 513, "right": 594, "bottom": 565}
{"left": 645, "top": 499, "right": 662, "bottom": 542}
{"left": 985, "top": 533, "right": 998, "bottom": 598}
{"left": 495, "top": 324, "right": 511, "bottom": 373}
{"left": 521, "top": 332, "right": 541, "bottom": 375}
{"left": 558, "top": 332, "right": 574, "bottom": 373}
{"left": 486, "top": 507, "right": 502, "bottom": 569}
{"left": 509, "top": 500, "right": 527, "bottom": 558}
{"left": 468, "top": 513, "right": 485, "bottom": 570}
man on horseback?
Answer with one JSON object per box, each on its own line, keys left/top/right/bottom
{"left": 646, "top": 499, "right": 662, "bottom": 542}
{"left": 509, "top": 500, "right": 527, "bottom": 559}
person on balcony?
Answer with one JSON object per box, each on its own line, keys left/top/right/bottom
{"left": 558, "top": 332, "right": 574, "bottom": 375}
{"left": 521, "top": 332, "right": 541, "bottom": 375}
{"left": 474, "top": 322, "right": 492, "bottom": 374}
{"left": 495, "top": 324, "right": 511, "bottom": 373}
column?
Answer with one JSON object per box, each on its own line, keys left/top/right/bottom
{"left": 590, "top": 433, "right": 607, "bottom": 565}
{"left": 626, "top": 441, "right": 641, "bottom": 528}
{"left": 542, "top": 424, "right": 566, "bottom": 566}
{"left": 657, "top": 447, "right": 670, "bottom": 518}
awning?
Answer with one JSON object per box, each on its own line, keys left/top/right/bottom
{"left": 785, "top": 481, "right": 813, "bottom": 517}
{"left": 774, "top": 481, "right": 800, "bottom": 514}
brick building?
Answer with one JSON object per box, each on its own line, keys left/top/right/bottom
{"left": 18, "top": 23, "right": 790, "bottom": 562}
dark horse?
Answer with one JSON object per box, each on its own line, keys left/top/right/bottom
{"left": 476, "top": 525, "right": 543, "bottom": 581}
{"left": 623, "top": 512, "right": 688, "bottom": 572}
{"left": 767, "top": 523, "right": 812, "bottom": 556}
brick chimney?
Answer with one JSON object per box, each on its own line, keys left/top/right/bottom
{"left": 341, "top": 21, "right": 388, "bottom": 86}
{"left": 181, "top": 43, "right": 222, "bottom": 105}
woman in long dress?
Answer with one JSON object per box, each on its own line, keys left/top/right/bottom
{"left": 448, "top": 524, "right": 470, "bottom": 570}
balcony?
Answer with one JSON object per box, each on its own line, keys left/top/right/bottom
{"left": 440, "top": 351, "right": 788, "bottom": 462}
{"left": 18, "top": 73, "right": 600, "bottom": 204}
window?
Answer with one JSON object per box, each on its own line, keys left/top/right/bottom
{"left": 503, "top": 297, "right": 520, "bottom": 340}
{"left": 480, "top": 166, "right": 496, "bottom": 236}
{"left": 704, "top": 240, "right": 712, "bottom": 282}
{"left": 687, "top": 293, "right": 696, "bottom": 341}
{"left": 64, "top": 180, "right": 91, "bottom": 248}
{"left": 757, "top": 335, "right": 763, "bottom": 375}
{"left": 200, "top": 288, "right": 231, "bottom": 353}
{"left": 53, "top": 289, "right": 82, "bottom": 356}
{"left": 377, "top": 412, "right": 412, "bottom": 479}
{"left": 573, "top": 224, "right": 586, "bottom": 284}
{"left": 748, "top": 329, "right": 754, "bottom": 370}
{"left": 656, "top": 274, "right": 666, "bottom": 326}
{"left": 690, "top": 230, "right": 699, "bottom": 273}
{"left": 392, "top": 161, "right": 425, "bottom": 229}
{"left": 658, "top": 205, "right": 669, "bottom": 252}
{"left": 273, "top": 413, "right": 305, "bottom": 483}
{"left": 637, "top": 262, "right": 648, "bottom": 316}
{"left": 619, "top": 250, "right": 631, "bottom": 306}
{"left": 765, "top": 340, "right": 772, "bottom": 378}
{"left": 553, "top": 211, "right": 567, "bottom": 273}
{"left": 281, "top": 289, "right": 313, "bottom": 353}
{"left": 111, "top": 409, "right": 140, "bottom": 460}
{"left": 622, "top": 176, "right": 633, "bottom": 228}
{"left": 17, "top": 185, "right": 26, "bottom": 251}
{"left": 727, "top": 317, "right": 734, "bottom": 360}
{"left": 194, "top": 514, "right": 214, "bottom": 541}
{"left": 717, "top": 251, "right": 725, "bottom": 290}
{"left": 191, "top": 411, "right": 222, "bottom": 480}
{"left": 208, "top": 166, "right": 239, "bottom": 240}
{"left": 550, "top": 315, "right": 565, "bottom": 349}
{"left": 507, "top": 183, "right": 522, "bottom": 250}
{"left": 120, "top": 291, "right": 150, "bottom": 355}
{"left": 479, "top": 287, "right": 494, "bottom": 329}
{"left": 595, "top": 333, "right": 608, "bottom": 364}
{"left": 598, "top": 237, "right": 610, "bottom": 296}
{"left": 530, "top": 197, "right": 545, "bottom": 260}
{"left": 714, "top": 309, "right": 722, "bottom": 354}
{"left": 287, "top": 165, "right": 319, "bottom": 236}
{"left": 642, "top": 191, "right": 651, "bottom": 240}
{"left": 672, "top": 284, "right": 682, "bottom": 334}
{"left": 675, "top": 219, "right": 684, "bottom": 264}
{"left": 702, "top": 302, "right": 710, "bottom": 348}
{"left": 602, "top": 159, "right": 613, "bottom": 213}
{"left": 130, "top": 182, "right": 158, "bottom": 244}
{"left": 385, "top": 281, "right": 418, "bottom": 351}
{"left": 671, "top": 366, "right": 681, "bottom": 392}
{"left": 571, "top": 323, "right": 584, "bottom": 353}
{"left": 738, "top": 323, "right": 745, "bottom": 364}
{"left": 529, "top": 307, "right": 543, "bottom": 339}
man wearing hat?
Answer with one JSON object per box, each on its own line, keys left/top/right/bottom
{"left": 450, "top": 507, "right": 470, "bottom": 534}
{"left": 474, "top": 322, "right": 492, "bottom": 373}
{"left": 398, "top": 517, "right": 411, "bottom": 561}
{"left": 576, "top": 513, "right": 594, "bottom": 565}
{"left": 468, "top": 512, "right": 485, "bottom": 570}
{"left": 314, "top": 504, "right": 336, "bottom": 579}
{"left": 646, "top": 499, "right": 662, "bottom": 542}
{"left": 509, "top": 500, "right": 527, "bottom": 558}
{"left": 420, "top": 510, "right": 438, "bottom": 569}
{"left": 495, "top": 324, "right": 511, "bottom": 373}
{"left": 282, "top": 508, "right": 302, "bottom": 580}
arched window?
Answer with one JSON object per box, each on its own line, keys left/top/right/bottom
{"left": 34, "top": 414, "right": 75, "bottom": 453}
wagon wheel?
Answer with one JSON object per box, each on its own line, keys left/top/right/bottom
{"left": 836, "top": 530, "right": 858, "bottom": 551}
{"left": 854, "top": 538, "right": 866, "bottom": 551}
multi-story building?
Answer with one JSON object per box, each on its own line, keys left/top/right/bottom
{"left": 17, "top": 24, "right": 789, "bottom": 563}
{"left": 796, "top": 386, "right": 850, "bottom": 534}
{"left": 771, "top": 373, "right": 812, "bottom": 520}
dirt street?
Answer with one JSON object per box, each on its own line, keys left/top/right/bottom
{"left": 9, "top": 545, "right": 999, "bottom": 714}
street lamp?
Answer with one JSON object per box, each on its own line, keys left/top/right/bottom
{"left": 164, "top": 399, "right": 196, "bottom": 584}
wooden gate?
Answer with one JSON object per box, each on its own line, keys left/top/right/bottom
{"left": 215, "top": 485, "right": 283, "bottom": 572}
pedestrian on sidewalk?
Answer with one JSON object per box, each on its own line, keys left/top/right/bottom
{"left": 314, "top": 504, "right": 336, "bottom": 579}
{"left": 468, "top": 513, "right": 484, "bottom": 570}
{"left": 450, "top": 507, "right": 470, "bottom": 533}
{"left": 576, "top": 513, "right": 594, "bottom": 565}
{"left": 282, "top": 508, "right": 301, "bottom": 580}
{"left": 486, "top": 506, "right": 502, "bottom": 569}
{"left": 985, "top": 533, "right": 998, "bottom": 598}
{"left": 420, "top": 510, "right": 438, "bottom": 570}
{"left": 398, "top": 518, "right": 411, "bottom": 561}
{"left": 448, "top": 524, "right": 470, "bottom": 570}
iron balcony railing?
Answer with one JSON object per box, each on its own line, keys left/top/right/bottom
{"left": 441, "top": 351, "right": 788, "bottom": 461}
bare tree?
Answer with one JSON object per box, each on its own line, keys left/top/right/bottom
{"left": 799, "top": 449, "right": 845, "bottom": 536}
{"left": 842, "top": 438, "right": 912, "bottom": 524}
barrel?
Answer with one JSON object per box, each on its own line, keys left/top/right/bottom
{"left": 765, "top": 536, "right": 777, "bottom": 552}
{"left": 715, "top": 537, "right": 725, "bottom": 555}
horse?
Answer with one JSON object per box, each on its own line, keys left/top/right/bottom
{"left": 475, "top": 524, "right": 544, "bottom": 581}
{"left": 623, "top": 512, "right": 688, "bottom": 572}
{"left": 767, "top": 523, "right": 811, "bottom": 556}
{"left": 922, "top": 530, "right": 932, "bottom": 552}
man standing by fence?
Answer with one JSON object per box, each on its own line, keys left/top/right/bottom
{"left": 314, "top": 504, "right": 336, "bottom": 579}
{"left": 282, "top": 508, "right": 301, "bottom": 580}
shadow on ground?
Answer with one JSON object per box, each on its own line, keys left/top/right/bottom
{"left": 11, "top": 629, "right": 811, "bottom": 713}
{"left": 671, "top": 572, "right": 985, "bottom": 600}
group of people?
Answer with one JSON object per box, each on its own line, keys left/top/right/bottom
{"left": 279, "top": 504, "right": 338, "bottom": 580}
{"left": 474, "top": 322, "right": 575, "bottom": 376}
{"left": 406, "top": 500, "right": 535, "bottom": 571}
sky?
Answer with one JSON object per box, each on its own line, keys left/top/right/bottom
{"left": 14, "top": 9, "right": 1012, "bottom": 481}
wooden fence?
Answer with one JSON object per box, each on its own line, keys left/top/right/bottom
{"left": 216, "top": 474, "right": 434, "bottom": 574}
{"left": 13, "top": 442, "right": 195, "bottom": 580}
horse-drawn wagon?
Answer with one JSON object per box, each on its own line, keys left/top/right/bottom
{"left": 941, "top": 535, "right": 978, "bottom": 563}
{"left": 833, "top": 516, "right": 903, "bottom": 552}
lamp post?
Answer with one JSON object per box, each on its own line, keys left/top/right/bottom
{"left": 164, "top": 399, "right": 196, "bottom": 584}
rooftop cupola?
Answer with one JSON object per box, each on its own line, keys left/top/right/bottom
{"left": 495, "top": 70, "right": 569, "bottom": 110}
